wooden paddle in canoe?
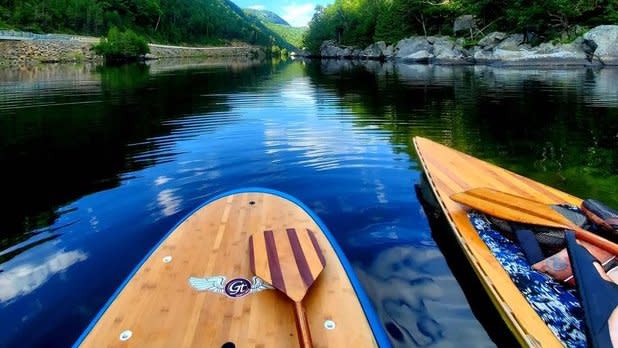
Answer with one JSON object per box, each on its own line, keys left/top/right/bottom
{"left": 450, "top": 187, "right": 618, "bottom": 255}
{"left": 249, "top": 228, "right": 326, "bottom": 348}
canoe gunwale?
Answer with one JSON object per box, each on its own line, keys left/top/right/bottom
{"left": 73, "top": 187, "right": 391, "bottom": 348}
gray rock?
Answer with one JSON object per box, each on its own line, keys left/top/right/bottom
{"left": 474, "top": 38, "right": 587, "bottom": 66}
{"left": 583, "top": 25, "right": 618, "bottom": 65}
{"left": 495, "top": 34, "right": 526, "bottom": 50}
{"left": 395, "top": 37, "right": 432, "bottom": 59}
{"left": 453, "top": 15, "right": 477, "bottom": 34}
{"left": 383, "top": 44, "right": 395, "bottom": 58}
{"left": 401, "top": 50, "right": 433, "bottom": 63}
{"left": 363, "top": 41, "right": 386, "bottom": 59}
{"left": 428, "top": 36, "right": 470, "bottom": 64}
{"left": 320, "top": 40, "right": 344, "bottom": 58}
{"left": 477, "top": 32, "right": 507, "bottom": 50}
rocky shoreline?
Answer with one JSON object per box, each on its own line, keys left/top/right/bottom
{"left": 316, "top": 25, "right": 618, "bottom": 67}
{"left": 0, "top": 31, "right": 264, "bottom": 66}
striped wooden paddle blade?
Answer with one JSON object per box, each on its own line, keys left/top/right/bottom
{"left": 450, "top": 187, "right": 574, "bottom": 229}
{"left": 249, "top": 228, "right": 326, "bottom": 302}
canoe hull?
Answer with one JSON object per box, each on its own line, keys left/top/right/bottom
{"left": 413, "top": 137, "right": 583, "bottom": 347}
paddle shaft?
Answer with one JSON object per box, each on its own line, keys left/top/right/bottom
{"left": 570, "top": 225, "right": 618, "bottom": 255}
{"left": 293, "top": 301, "right": 313, "bottom": 348}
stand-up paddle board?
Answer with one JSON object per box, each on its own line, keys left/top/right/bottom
{"left": 74, "top": 188, "right": 390, "bottom": 347}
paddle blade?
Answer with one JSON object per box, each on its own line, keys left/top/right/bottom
{"left": 249, "top": 228, "right": 326, "bottom": 302}
{"left": 450, "top": 187, "right": 572, "bottom": 229}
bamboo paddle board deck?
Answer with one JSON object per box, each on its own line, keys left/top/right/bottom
{"left": 413, "top": 137, "right": 584, "bottom": 348}
{"left": 74, "top": 188, "right": 390, "bottom": 348}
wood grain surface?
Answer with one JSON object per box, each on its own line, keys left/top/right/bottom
{"left": 451, "top": 188, "right": 618, "bottom": 255}
{"left": 413, "top": 136, "right": 582, "bottom": 348}
{"left": 250, "top": 228, "right": 325, "bottom": 302}
{"left": 79, "top": 192, "right": 377, "bottom": 348}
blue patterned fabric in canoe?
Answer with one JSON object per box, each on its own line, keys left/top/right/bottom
{"left": 468, "top": 212, "right": 587, "bottom": 348}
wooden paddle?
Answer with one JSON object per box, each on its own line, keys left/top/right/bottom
{"left": 450, "top": 188, "right": 618, "bottom": 255}
{"left": 249, "top": 228, "right": 326, "bottom": 348}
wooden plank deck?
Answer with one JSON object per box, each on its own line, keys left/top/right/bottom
{"left": 78, "top": 192, "right": 377, "bottom": 348}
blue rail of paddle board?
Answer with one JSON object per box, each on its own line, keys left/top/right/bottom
{"left": 73, "top": 187, "right": 392, "bottom": 348}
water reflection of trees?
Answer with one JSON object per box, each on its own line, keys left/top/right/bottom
{"left": 0, "top": 60, "right": 290, "bottom": 244}
{"left": 305, "top": 61, "right": 618, "bottom": 207}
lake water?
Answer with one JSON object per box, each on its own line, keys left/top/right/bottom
{"left": 0, "top": 58, "right": 616, "bottom": 347}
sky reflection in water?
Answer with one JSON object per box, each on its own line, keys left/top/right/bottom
{"left": 1, "top": 59, "right": 616, "bottom": 347}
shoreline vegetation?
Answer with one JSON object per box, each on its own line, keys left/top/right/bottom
{"left": 301, "top": 0, "right": 618, "bottom": 66}
{"left": 310, "top": 25, "right": 618, "bottom": 66}
{"left": 1, "top": 0, "right": 617, "bottom": 67}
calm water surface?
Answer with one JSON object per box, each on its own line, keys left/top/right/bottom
{"left": 1, "top": 58, "right": 616, "bottom": 347}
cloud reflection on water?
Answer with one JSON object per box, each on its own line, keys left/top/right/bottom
{"left": 0, "top": 249, "right": 87, "bottom": 304}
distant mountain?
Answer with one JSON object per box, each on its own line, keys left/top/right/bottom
{"left": 244, "top": 8, "right": 290, "bottom": 26}
{"left": 243, "top": 8, "right": 306, "bottom": 49}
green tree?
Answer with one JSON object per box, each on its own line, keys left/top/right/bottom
{"left": 94, "top": 27, "right": 150, "bottom": 63}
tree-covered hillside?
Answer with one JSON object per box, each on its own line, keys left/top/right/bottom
{"left": 243, "top": 8, "right": 307, "bottom": 49}
{"left": 304, "top": 0, "right": 618, "bottom": 53}
{"left": 264, "top": 23, "right": 305, "bottom": 49}
{"left": 244, "top": 8, "right": 289, "bottom": 26}
{"left": 0, "top": 0, "right": 290, "bottom": 47}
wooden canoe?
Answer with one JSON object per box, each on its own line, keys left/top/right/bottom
{"left": 74, "top": 188, "right": 390, "bottom": 348}
{"left": 413, "top": 136, "right": 597, "bottom": 347}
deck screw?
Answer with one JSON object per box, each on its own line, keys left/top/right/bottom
{"left": 324, "top": 320, "right": 336, "bottom": 330}
{"left": 119, "top": 330, "right": 132, "bottom": 341}
{"left": 163, "top": 256, "right": 172, "bottom": 263}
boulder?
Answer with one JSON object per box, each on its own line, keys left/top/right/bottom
{"left": 363, "top": 41, "right": 386, "bottom": 59}
{"left": 400, "top": 50, "right": 433, "bottom": 63}
{"left": 583, "top": 25, "right": 618, "bottom": 65}
{"left": 394, "top": 37, "right": 432, "bottom": 59}
{"left": 351, "top": 48, "right": 364, "bottom": 58}
{"left": 495, "top": 34, "right": 526, "bottom": 50}
{"left": 428, "top": 36, "right": 470, "bottom": 64}
{"left": 383, "top": 44, "right": 395, "bottom": 58}
{"left": 477, "top": 32, "right": 507, "bottom": 50}
{"left": 474, "top": 38, "right": 587, "bottom": 66}
{"left": 453, "top": 15, "right": 477, "bottom": 34}
{"left": 320, "top": 40, "right": 348, "bottom": 58}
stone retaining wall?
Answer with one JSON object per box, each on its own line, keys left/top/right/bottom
{"left": 148, "top": 45, "right": 262, "bottom": 59}
{"left": 0, "top": 34, "right": 264, "bottom": 66}
{"left": 0, "top": 40, "right": 98, "bottom": 65}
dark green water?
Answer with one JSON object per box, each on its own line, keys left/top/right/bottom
{"left": 0, "top": 59, "right": 616, "bottom": 347}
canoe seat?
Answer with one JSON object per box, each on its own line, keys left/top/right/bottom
{"left": 468, "top": 212, "right": 587, "bottom": 348}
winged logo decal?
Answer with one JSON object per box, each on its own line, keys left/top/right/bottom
{"left": 188, "top": 275, "right": 273, "bottom": 298}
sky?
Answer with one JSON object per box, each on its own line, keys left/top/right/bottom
{"left": 233, "top": 0, "right": 333, "bottom": 27}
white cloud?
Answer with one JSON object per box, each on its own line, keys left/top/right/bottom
{"left": 248, "top": 4, "right": 265, "bottom": 10}
{"left": 282, "top": 3, "right": 315, "bottom": 27}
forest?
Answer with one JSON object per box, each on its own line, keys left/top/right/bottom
{"left": 0, "top": 0, "right": 290, "bottom": 47}
{"left": 303, "top": 0, "right": 618, "bottom": 52}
